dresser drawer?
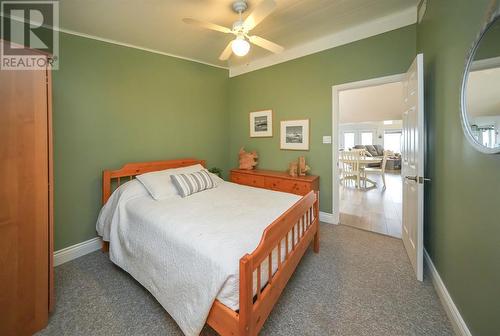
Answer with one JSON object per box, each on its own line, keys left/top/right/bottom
{"left": 265, "top": 177, "right": 311, "bottom": 195}
{"left": 264, "top": 177, "right": 283, "bottom": 191}
{"left": 231, "top": 172, "right": 265, "bottom": 188}
{"left": 230, "top": 169, "right": 318, "bottom": 197}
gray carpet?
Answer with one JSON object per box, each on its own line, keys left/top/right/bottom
{"left": 37, "top": 224, "right": 454, "bottom": 336}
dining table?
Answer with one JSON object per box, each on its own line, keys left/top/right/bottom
{"left": 339, "top": 156, "right": 383, "bottom": 188}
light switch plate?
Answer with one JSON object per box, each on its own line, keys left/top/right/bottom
{"left": 323, "top": 136, "right": 332, "bottom": 144}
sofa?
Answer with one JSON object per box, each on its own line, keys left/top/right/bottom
{"left": 353, "top": 144, "right": 385, "bottom": 167}
{"left": 352, "top": 145, "right": 401, "bottom": 169}
{"left": 354, "top": 144, "right": 384, "bottom": 157}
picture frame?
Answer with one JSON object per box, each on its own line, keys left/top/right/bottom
{"left": 249, "top": 109, "right": 273, "bottom": 137}
{"left": 280, "top": 119, "right": 310, "bottom": 150}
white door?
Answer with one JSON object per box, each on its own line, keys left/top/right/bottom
{"left": 402, "top": 54, "right": 425, "bottom": 281}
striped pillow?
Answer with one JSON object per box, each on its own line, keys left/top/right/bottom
{"left": 170, "top": 169, "right": 216, "bottom": 197}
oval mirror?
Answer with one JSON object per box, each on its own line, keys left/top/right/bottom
{"left": 461, "top": 2, "right": 500, "bottom": 153}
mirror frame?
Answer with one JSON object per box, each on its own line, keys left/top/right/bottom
{"left": 460, "top": 0, "right": 500, "bottom": 154}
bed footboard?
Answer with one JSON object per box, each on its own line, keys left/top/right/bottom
{"left": 236, "top": 190, "right": 318, "bottom": 336}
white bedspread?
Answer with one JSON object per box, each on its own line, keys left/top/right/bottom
{"left": 96, "top": 180, "right": 300, "bottom": 336}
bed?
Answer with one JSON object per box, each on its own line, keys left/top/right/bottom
{"left": 97, "top": 158, "right": 319, "bottom": 336}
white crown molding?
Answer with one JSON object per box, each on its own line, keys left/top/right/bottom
{"left": 57, "top": 27, "right": 229, "bottom": 70}
{"left": 54, "top": 236, "right": 102, "bottom": 266}
{"left": 2, "top": 13, "right": 229, "bottom": 70}
{"left": 319, "top": 211, "right": 339, "bottom": 225}
{"left": 424, "top": 249, "right": 472, "bottom": 336}
{"left": 4, "top": 7, "right": 417, "bottom": 76}
{"left": 229, "top": 6, "right": 417, "bottom": 77}
{"left": 418, "top": 0, "right": 428, "bottom": 23}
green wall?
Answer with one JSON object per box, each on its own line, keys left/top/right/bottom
{"left": 51, "top": 11, "right": 500, "bottom": 334}
{"left": 228, "top": 25, "right": 416, "bottom": 213}
{"left": 53, "top": 33, "right": 229, "bottom": 250}
{"left": 475, "top": 15, "right": 500, "bottom": 60}
{"left": 418, "top": 1, "right": 500, "bottom": 335}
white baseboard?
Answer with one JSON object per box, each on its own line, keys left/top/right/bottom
{"left": 319, "top": 211, "right": 339, "bottom": 224}
{"left": 424, "top": 249, "right": 472, "bottom": 336}
{"left": 54, "top": 237, "right": 102, "bottom": 266}
{"left": 54, "top": 213, "right": 337, "bottom": 266}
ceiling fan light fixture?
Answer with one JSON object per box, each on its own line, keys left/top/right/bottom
{"left": 232, "top": 36, "right": 250, "bottom": 56}
{"left": 184, "top": 0, "right": 282, "bottom": 61}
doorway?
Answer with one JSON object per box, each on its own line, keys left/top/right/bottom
{"left": 333, "top": 75, "right": 405, "bottom": 238}
{"left": 332, "top": 55, "right": 425, "bottom": 281}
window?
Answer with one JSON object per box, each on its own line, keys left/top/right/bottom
{"left": 343, "top": 132, "right": 355, "bottom": 150}
{"left": 384, "top": 131, "right": 402, "bottom": 153}
{"left": 481, "top": 129, "right": 496, "bottom": 148}
{"left": 361, "top": 132, "right": 373, "bottom": 145}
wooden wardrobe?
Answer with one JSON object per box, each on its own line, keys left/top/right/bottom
{"left": 0, "top": 46, "right": 54, "bottom": 335}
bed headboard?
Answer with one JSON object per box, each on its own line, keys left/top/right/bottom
{"left": 102, "top": 158, "right": 206, "bottom": 204}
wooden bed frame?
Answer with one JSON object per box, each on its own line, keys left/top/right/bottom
{"left": 101, "top": 158, "right": 319, "bottom": 336}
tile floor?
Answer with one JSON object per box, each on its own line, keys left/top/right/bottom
{"left": 340, "top": 171, "right": 403, "bottom": 238}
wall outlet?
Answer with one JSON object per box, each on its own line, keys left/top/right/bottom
{"left": 323, "top": 136, "right": 332, "bottom": 144}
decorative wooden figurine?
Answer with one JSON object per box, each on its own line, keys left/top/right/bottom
{"left": 238, "top": 147, "right": 258, "bottom": 170}
{"left": 288, "top": 161, "right": 298, "bottom": 177}
{"left": 298, "top": 156, "right": 310, "bottom": 176}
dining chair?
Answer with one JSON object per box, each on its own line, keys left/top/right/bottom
{"left": 363, "top": 150, "right": 389, "bottom": 188}
{"left": 339, "top": 151, "right": 352, "bottom": 187}
{"left": 341, "top": 150, "right": 364, "bottom": 188}
{"left": 338, "top": 151, "right": 345, "bottom": 186}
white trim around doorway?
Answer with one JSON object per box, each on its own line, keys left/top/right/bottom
{"left": 331, "top": 73, "right": 405, "bottom": 224}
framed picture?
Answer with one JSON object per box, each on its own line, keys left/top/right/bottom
{"left": 249, "top": 110, "right": 273, "bottom": 137}
{"left": 280, "top": 119, "right": 310, "bottom": 150}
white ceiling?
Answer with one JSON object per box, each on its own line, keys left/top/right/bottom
{"left": 339, "top": 81, "right": 404, "bottom": 124}
{"left": 58, "top": 0, "right": 418, "bottom": 74}
{"left": 467, "top": 67, "right": 500, "bottom": 118}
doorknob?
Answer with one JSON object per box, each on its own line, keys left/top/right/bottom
{"left": 418, "top": 176, "right": 431, "bottom": 184}
{"left": 405, "top": 175, "right": 431, "bottom": 184}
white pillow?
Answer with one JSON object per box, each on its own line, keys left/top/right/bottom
{"left": 136, "top": 164, "right": 204, "bottom": 200}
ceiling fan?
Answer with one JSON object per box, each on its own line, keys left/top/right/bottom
{"left": 183, "top": 0, "right": 284, "bottom": 61}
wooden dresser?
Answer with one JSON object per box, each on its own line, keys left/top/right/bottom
{"left": 230, "top": 169, "right": 319, "bottom": 196}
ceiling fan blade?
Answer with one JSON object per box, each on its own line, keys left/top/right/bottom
{"left": 249, "top": 35, "right": 284, "bottom": 54}
{"left": 182, "top": 18, "right": 232, "bottom": 34}
{"left": 243, "top": 0, "right": 277, "bottom": 31}
{"left": 219, "top": 41, "right": 233, "bottom": 61}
